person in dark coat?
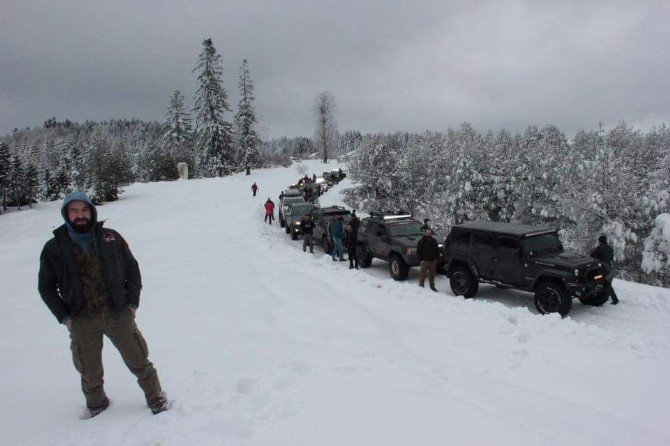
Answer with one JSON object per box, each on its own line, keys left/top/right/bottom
{"left": 591, "top": 235, "right": 619, "bottom": 304}
{"left": 264, "top": 198, "right": 275, "bottom": 224}
{"left": 251, "top": 182, "right": 258, "bottom": 197}
{"left": 301, "top": 214, "right": 315, "bottom": 253}
{"left": 38, "top": 192, "right": 168, "bottom": 417}
{"left": 346, "top": 211, "right": 360, "bottom": 269}
{"left": 417, "top": 227, "right": 440, "bottom": 292}
{"left": 328, "top": 216, "right": 345, "bottom": 261}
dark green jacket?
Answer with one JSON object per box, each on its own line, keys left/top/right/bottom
{"left": 417, "top": 235, "right": 440, "bottom": 261}
{"left": 38, "top": 222, "right": 142, "bottom": 323}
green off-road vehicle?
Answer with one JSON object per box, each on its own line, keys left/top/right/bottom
{"left": 356, "top": 213, "right": 445, "bottom": 281}
{"left": 443, "top": 222, "right": 609, "bottom": 317}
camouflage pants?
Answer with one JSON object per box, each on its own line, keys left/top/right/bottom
{"left": 69, "top": 306, "right": 162, "bottom": 409}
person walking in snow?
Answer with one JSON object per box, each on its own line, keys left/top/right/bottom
{"left": 264, "top": 198, "right": 275, "bottom": 224}
{"left": 346, "top": 211, "right": 360, "bottom": 269}
{"left": 301, "top": 214, "right": 315, "bottom": 253}
{"left": 251, "top": 182, "right": 258, "bottom": 197}
{"left": 591, "top": 235, "right": 619, "bottom": 304}
{"left": 37, "top": 192, "right": 168, "bottom": 418}
{"left": 329, "top": 216, "right": 345, "bottom": 261}
{"left": 417, "top": 227, "right": 440, "bottom": 292}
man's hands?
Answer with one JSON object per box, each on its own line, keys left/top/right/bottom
{"left": 65, "top": 319, "right": 72, "bottom": 330}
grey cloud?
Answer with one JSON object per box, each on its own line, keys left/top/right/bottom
{"left": 1, "top": 0, "right": 668, "bottom": 137}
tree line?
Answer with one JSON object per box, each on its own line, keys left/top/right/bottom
{"left": 344, "top": 123, "right": 670, "bottom": 287}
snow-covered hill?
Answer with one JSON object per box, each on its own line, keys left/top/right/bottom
{"left": 1, "top": 160, "right": 669, "bottom": 445}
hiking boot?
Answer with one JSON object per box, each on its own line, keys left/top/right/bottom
{"left": 419, "top": 284, "right": 425, "bottom": 288}
{"left": 430, "top": 286, "right": 438, "bottom": 292}
{"left": 149, "top": 392, "right": 170, "bottom": 415}
{"left": 83, "top": 397, "right": 110, "bottom": 419}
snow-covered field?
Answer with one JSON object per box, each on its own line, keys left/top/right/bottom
{"left": 1, "top": 160, "right": 669, "bottom": 445}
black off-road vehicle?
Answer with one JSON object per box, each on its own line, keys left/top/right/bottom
{"left": 356, "top": 213, "right": 445, "bottom": 281}
{"left": 443, "top": 222, "right": 609, "bottom": 317}
{"left": 284, "top": 202, "right": 317, "bottom": 240}
{"left": 309, "top": 206, "right": 352, "bottom": 253}
{"left": 279, "top": 195, "right": 305, "bottom": 228}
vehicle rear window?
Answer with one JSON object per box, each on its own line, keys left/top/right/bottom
{"left": 498, "top": 236, "right": 519, "bottom": 252}
{"left": 474, "top": 232, "right": 494, "bottom": 248}
{"left": 451, "top": 230, "right": 470, "bottom": 246}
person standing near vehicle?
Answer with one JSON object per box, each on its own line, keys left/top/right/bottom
{"left": 346, "top": 211, "right": 360, "bottom": 269}
{"left": 301, "top": 214, "right": 315, "bottom": 253}
{"left": 329, "top": 216, "right": 345, "bottom": 261}
{"left": 38, "top": 192, "right": 168, "bottom": 418}
{"left": 417, "top": 227, "right": 440, "bottom": 292}
{"left": 591, "top": 235, "right": 619, "bottom": 304}
{"left": 251, "top": 182, "right": 258, "bottom": 197}
{"left": 264, "top": 198, "right": 275, "bottom": 224}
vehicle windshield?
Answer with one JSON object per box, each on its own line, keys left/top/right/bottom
{"left": 324, "top": 211, "right": 350, "bottom": 218}
{"left": 290, "top": 205, "right": 314, "bottom": 216}
{"left": 283, "top": 197, "right": 304, "bottom": 206}
{"left": 526, "top": 233, "right": 563, "bottom": 255}
{"left": 387, "top": 221, "right": 424, "bottom": 237}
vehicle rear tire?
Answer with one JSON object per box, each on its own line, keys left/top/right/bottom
{"left": 389, "top": 254, "right": 409, "bottom": 281}
{"left": 534, "top": 281, "right": 572, "bottom": 317}
{"left": 357, "top": 243, "right": 372, "bottom": 268}
{"left": 449, "top": 266, "right": 478, "bottom": 298}
{"left": 580, "top": 291, "right": 609, "bottom": 307}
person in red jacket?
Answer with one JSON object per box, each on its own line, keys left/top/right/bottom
{"left": 251, "top": 182, "right": 259, "bottom": 197}
{"left": 264, "top": 198, "right": 275, "bottom": 224}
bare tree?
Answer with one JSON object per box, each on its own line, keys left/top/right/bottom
{"left": 313, "top": 91, "right": 337, "bottom": 163}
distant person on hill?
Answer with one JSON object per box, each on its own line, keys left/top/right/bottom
{"left": 312, "top": 173, "right": 317, "bottom": 181}
{"left": 37, "top": 191, "right": 168, "bottom": 418}
{"left": 591, "top": 235, "right": 619, "bottom": 304}
{"left": 264, "top": 198, "right": 275, "bottom": 224}
{"left": 251, "top": 182, "right": 258, "bottom": 197}
{"left": 301, "top": 214, "right": 315, "bottom": 253}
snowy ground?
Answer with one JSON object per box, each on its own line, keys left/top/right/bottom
{"left": 1, "top": 160, "right": 669, "bottom": 445}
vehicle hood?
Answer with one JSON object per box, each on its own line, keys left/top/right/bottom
{"left": 533, "top": 251, "right": 600, "bottom": 269}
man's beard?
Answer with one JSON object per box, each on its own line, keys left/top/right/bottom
{"left": 71, "top": 218, "right": 93, "bottom": 233}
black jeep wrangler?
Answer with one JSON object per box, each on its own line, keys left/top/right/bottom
{"left": 443, "top": 222, "right": 609, "bottom": 317}
{"left": 356, "top": 213, "right": 445, "bottom": 281}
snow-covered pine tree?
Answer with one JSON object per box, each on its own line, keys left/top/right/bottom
{"left": 192, "top": 38, "right": 234, "bottom": 177}
{"left": 0, "top": 141, "right": 10, "bottom": 211}
{"left": 642, "top": 213, "right": 670, "bottom": 287}
{"left": 235, "top": 59, "right": 262, "bottom": 171}
{"left": 8, "top": 155, "right": 24, "bottom": 209}
{"left": 164, "top": 89, "right": 194, "bottom": 173}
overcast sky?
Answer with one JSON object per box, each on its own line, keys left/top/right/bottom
{"left": 1, "top": 0, "right": 668, "bottom": 138}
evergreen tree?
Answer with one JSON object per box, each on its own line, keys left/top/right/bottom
{"left": 8, "top": 155, "right": 24, "bottom": 209}
{"left": 164, "top": 89, "right": 194, "bottom": 172}
{"left": 23, "top": 163, "right": 39, "bottom": 206}
{"left": 0, "top": 142, "right": 10, "bottom": 211}
{"left": 192, "top": 38, "right": 234, "bottom": 177}
{"left": 235, "top": 59, "right": 262, "bottom": 170}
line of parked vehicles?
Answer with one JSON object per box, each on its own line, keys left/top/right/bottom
{"left": 276, "top": 170, "right": 609, "bottom": 317}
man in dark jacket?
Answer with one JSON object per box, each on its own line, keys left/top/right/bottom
{"left": 38, "top": 192, "right": 168, "bottom": 418}
{"left": 301, "top": 214, "right": 315, "bottom": 253}
{"left": 417, "top": 227, "right": 440, "bottom": 292}
{"left": 591, "top": 235, "right": 619, "bottom": 304}
{"left": 251, "top": 182, "right": 258, "bottom": 197}
{"left": 346, "top": 211, "right": 360, "bottom": 269}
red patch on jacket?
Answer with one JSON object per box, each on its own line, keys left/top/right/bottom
{"left": 103, "top": 232, "right": 116, "bottom": 243}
